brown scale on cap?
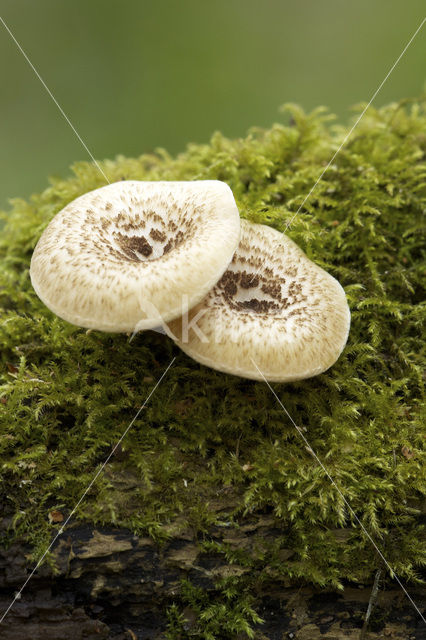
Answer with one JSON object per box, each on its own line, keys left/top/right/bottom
{"left": 149, "top": 228, "right": 167, "bottom": 243}
{"left": 115, "top": 233, "right": 153, "bottom": 259}
{"left": 240, "top": 273, "right": 259, "bottom": 288}
{"left": 216, "top": 269, "right": 282, "bottom": 313}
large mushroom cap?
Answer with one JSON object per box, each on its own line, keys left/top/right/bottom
{"left": 167, "top": 219, "right": 350, "bottom": 381}
{"left": 30, "top": 180, "right": 240, "bottom": 332}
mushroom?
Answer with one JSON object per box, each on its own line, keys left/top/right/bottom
{"left": 166, "top": 219, "right": 350, "bottom": 381}
{"left": 30, "top": 180, "right": 240, "bottom": 332}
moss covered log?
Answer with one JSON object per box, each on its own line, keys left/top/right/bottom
{"left": 0, "top": 99, "right": 425, "bottom": 638}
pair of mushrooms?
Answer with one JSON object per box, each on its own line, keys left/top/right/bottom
{"left": 30, "top": 180, "right": 350, "bottom": 381}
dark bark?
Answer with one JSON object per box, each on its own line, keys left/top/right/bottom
{"left": 1, "top": 515, "right": 425, "bottom": 640}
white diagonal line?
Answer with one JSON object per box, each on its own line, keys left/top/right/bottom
{"left": 0, "top": 16, "right": 110, "bottom": 184}
{"left": 282, "top": 15, "right": 425, "bottom": 234}
{"left": 0, "top": 357, "right": 176, "bottom": 624}
{"left": 250, "top": 357, "right": 426, "bottom": 625}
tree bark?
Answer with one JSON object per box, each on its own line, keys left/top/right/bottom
{"left": 1, "top": 514, "right": 425, "bottom": 640}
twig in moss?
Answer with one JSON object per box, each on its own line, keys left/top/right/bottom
{"left": 360, "top": 568, "right": 382, "bottom": 640}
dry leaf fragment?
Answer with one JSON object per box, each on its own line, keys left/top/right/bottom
{"left": 401, "top": 446, "right": 414, "bottom": 460}
{"left": 48, "top": 510, "right": 64, "bottom": 523}
{"left": 242, "top": 463, "right": 254, "bottom": 472}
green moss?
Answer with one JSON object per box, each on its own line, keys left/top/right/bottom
{"left": 0, "top": 99, "right": 425, "bottom": 637}
{"left": 165, "top": 578, "right": 263, "bottom": 640}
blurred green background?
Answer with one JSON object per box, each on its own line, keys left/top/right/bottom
{"left": 1, "top": 0, "right": 425, "bottom": 210}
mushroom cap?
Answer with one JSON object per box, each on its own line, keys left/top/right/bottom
{"left": 30, "top": 180, "right": 241, "bottom": 332}
{"left": 167, "top": 219, "right": 351, "bottom": 381}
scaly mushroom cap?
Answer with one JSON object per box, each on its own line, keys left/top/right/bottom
{"left": 167, "top": 219, "right": 350, "bottom": 381}
{"left": 30, "top": 180, "right": 240, "bottom": 332}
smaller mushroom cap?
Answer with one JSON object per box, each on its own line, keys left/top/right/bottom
{"left": 167, "top": 219, "right": 350, "bottom": 381}
{"left": 30, "top": 180, "right": 240, "bottom": 332}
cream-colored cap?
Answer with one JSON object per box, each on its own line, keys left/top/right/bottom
{"left": 167, "top": 219, "right": 350, "bottom": 381}
{"left": 30, "top": 180, "right": 241, "bottom": 332}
